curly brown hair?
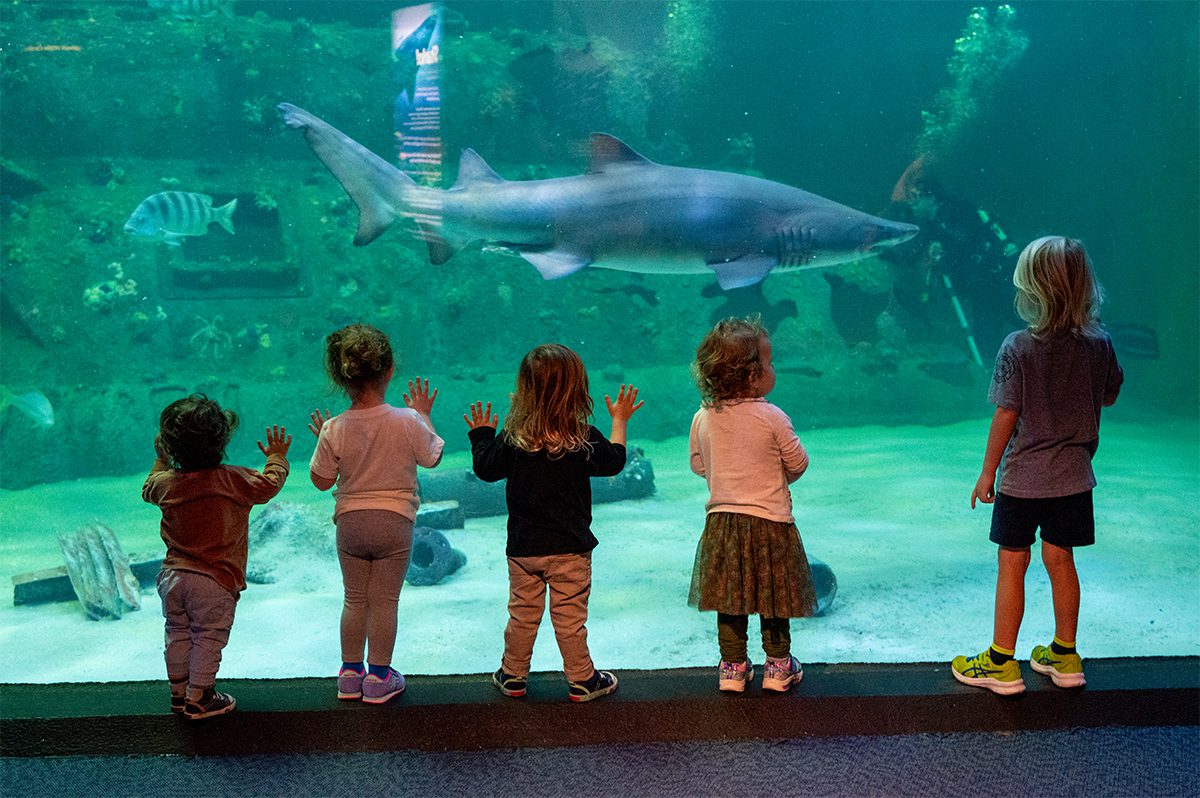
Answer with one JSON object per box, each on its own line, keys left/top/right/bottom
{"left": 504, "top": 343, "right": 593, "bottom": 456}
{"left": 157, "top": 394, "right": 238, "bottom": 470}
{"left": 324, "top": 324, "right": 394, "bottom": 398}
{"left": 693, "top": 316, "right": 768, "bottom": 406}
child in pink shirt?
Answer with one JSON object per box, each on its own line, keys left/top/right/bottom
{"left": 689, "top": 316, "right": 816, "bottom": 693}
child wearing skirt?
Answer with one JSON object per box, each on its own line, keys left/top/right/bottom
{"left": 688, "top": 316, "right": 818, "bottom": 693}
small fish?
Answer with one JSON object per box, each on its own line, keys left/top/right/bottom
{"left": 148, "top": 0, "right": 234, "bottom": 19}
{"left": 0, "top": 387, "right": 55, "bottom": 428}
{"left": 124, "top": 191, "right": 236, "bottom": 246}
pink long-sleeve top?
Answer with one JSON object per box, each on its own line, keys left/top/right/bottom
{"left": 689, "top": 398, "right": 809, "bottom": 523}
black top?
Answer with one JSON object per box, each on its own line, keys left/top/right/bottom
{"left": 468, "top": 425, "right": 627, "bottom": 557}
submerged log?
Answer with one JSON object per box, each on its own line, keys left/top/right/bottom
{"left": 12, "top": 556, "right": 158, "bottom": 607}
{"left": 55, "top": 524, "right": 143, "bottom": 619}
{"left": 419, "top": 447, "right": 656, "bottom": 518}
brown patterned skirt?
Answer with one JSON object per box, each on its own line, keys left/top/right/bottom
{"left": 688, "top": 512, "right": 817, "bottom": 618}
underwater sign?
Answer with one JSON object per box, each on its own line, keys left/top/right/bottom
{"left": 392, "top": 3, "right": 442, "bottom": 186}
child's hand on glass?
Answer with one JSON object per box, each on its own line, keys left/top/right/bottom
{"left": 404, "top": 377, "right": 438, "bottom": 415}
{"left": 463, "top": 401, "right": 499, "bottom": 430}
{"left": 605, "top": 384, "right": 644, "bottom": 421}
{"left": 258, "top": 425, "right": 293, "bottom": 458}
{"left": 308, "top": 409, "right": 331, "bottom": 438}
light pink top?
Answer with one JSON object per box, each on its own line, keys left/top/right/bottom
{"left": 310, "top": 403, "right": 444, "bottom": 521}
{"left": 689, "top": 398, "right": 809, "bottom": 523}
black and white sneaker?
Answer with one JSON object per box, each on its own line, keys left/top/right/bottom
{"left": 568, "top": 670, "right": 618, "bottom": 703}
{"left": 184, "top": 688, "right": 237, "bottom": 720}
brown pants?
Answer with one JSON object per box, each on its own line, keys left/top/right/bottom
{"left": 503, "top": 552, "right": 595, "bottom": 682}
{"left": 336, "top": 510, "right": 413, "bottom": 667}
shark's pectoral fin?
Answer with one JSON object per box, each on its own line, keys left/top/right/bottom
{"left": 520, "top": 250, "right": 592, "bottom": 280}
{"left": 709, "top": 256, "right": 776, "bottom": 290}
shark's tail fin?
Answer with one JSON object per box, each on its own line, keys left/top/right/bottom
{"left": 278, "top": 103, "right": 415, "bottom": 246}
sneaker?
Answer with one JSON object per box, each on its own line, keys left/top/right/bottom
{"left": 718, "top": 659, "right": 754, "bottom": 693}
{"left": 951, "top": 648, "right": 1026, "bottom": 695}
{"left": 171, "top": 695, "right": 187, "bottom": 714}
{"left": 493, "top": 668, "right": 527, "bottom": 698}
{"left": 1030, "top": 644, "right": 1086, "bottom": 688}
{"left": 362, "top": 667, "right": 406, "bottom": 704}
{"left": 762, "top": 656, "right": 804, "bottom": 692}
{"left": 184, "top": 688, "right": 236, "bottom": 720}
{"left": 337, "top": 667, "right": 364, "bottom": 700}
{"left": 568, "top": 670, "right": 618, "bottom": 703}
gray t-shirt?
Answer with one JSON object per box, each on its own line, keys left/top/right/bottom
{"left": 988, "top": 328, "right": 1123, "bottom": 498}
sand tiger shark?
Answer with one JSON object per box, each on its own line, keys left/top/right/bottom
{"left": 278, "top": 103, "right": 918, "bottom": 289}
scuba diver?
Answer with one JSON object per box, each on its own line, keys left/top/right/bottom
{"left": 883, "top": 156, "right": 1023, "bottom": 366}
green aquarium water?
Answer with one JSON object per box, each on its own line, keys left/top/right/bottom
{"left": 0, "top": 1, "right": 1196, "bottom": 684}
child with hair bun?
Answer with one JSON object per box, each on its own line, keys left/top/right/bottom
{"left": 309, "top": 324, "right": 444, "bottom": 704}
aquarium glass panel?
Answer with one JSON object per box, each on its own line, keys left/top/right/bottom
{"left": 1, "top": 1, "right": 1196, "bottom": 685}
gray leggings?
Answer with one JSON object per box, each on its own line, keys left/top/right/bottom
{"left": 336, "top": 510, "right": 413, "bottom": 667}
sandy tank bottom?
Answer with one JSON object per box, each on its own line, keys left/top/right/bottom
{"left": 0, "top": 418, "right": 1195, "bottom": 685}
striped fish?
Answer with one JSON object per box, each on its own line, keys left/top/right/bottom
{"left": 124, "top": 191, "right": 237, "bottom": 246}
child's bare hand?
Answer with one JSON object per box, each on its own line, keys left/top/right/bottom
{"left": 258, "top": 425, "right": 292, "bottom": 458}
{"left": 971, "top": 473, "right": 995, "bottom": 508}
{"left": 308, "top": 409, "right": 331, "bottom": 438}
{"left": 605, "top": 384, "right": 644, "bottom": 421}
{"left": 464, "top": 401, "right": 499, "bottom": 430}
{"left": 404, "top": 377, "right": 438, "bottom": 415}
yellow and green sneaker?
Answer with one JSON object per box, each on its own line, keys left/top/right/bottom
{"left": 951, "top": 648, "right": 1025, "bottom": 695}
{"left": 1030, "top": 644, "right": 1086, "bottom": 688}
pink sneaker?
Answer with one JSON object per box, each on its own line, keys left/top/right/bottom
{"left": 337, "top": 667, "right": 364, "bottom": 700}
{"left": 762, "top": 656, "right": 803, "bottom": 692}
{"left": 718, "top": 659, "right": 754, "bottom": 693}
{"left": 362, "top": 667, "right": 406, "bottom": 704}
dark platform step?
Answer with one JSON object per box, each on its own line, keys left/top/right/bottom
{"left": 2, "top": 657, "right": 1195, "bottom": 758}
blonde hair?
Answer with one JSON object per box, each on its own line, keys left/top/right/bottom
{"left": 324, "top": 324, "right": 394, "bottom": 398}
{"left": 504, "top": 344, "right": 593, "bottom": 456}
{"left": 1013, "top": 236, "right": 1104, "bottom": 336}
{"left": 693, "top": 316, "right": 768, "bottom": 406}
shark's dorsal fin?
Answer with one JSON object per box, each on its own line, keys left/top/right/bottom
{"left": 587, "top": 134, "right": 654, "bottom": 174}
{"left": 452, "top": 149, "right": 505, "bottom": 189}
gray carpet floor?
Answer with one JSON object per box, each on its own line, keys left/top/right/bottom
{"left": 4, "top": 725, "right": 1197, "bottom": 797}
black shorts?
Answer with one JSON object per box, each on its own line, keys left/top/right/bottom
{"left": 989, "top": 490, "right": 1095, "bottom": 548}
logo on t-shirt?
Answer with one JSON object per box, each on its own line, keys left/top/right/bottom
{"left": 994, "top": 349, "right": 1016, "bottom": 384}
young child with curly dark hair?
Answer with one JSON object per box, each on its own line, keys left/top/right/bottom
{"left": 143, "top": 394, "right": 291, "bottom": 720}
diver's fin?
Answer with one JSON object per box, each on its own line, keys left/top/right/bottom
{"left": 278, "top": 103, "right": 413, "bottom": 247}
{"left": 520, "top": 249, "right": 591, "bottom": 280}
{"left": 587, "top": 134, "right": 654, "bottom": 174}
{"left": 709, "top": 256, "right": 775, "bottom": 290}
{"left": 452, "top": 149, "right": 504, "bottom": 189}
